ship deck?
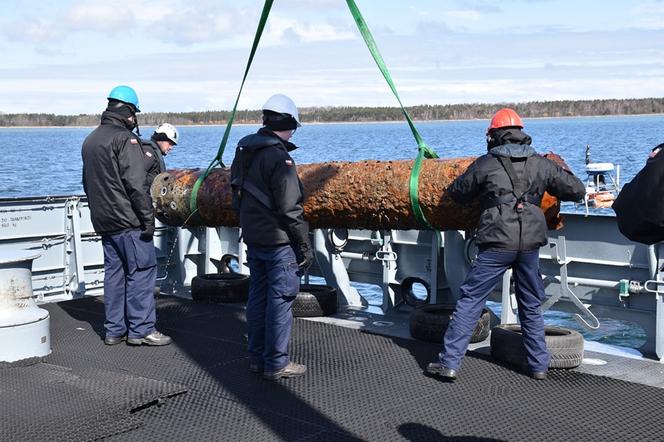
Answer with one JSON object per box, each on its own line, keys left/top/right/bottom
{"left": 3, "top": 295, "right": 664, "bottom": 441}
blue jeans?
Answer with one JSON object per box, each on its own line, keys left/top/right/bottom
{"left": 439, "top": 249, "right": 550, "bottom": 373}
{"left": 102, "top": 229, "right": 157, "bottom": 339}
{"left": 246, "top": 244, "right": 300, "bottom": 372}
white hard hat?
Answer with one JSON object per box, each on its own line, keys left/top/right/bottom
{"left": 154, "top": 123, "right": 179, "bottom": 145}
{"left": 262, "top": 94, "right": 301, "bottom": 126}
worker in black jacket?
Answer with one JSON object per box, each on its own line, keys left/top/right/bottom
{"left": 230, "top": 94, "right": 312, "bottom": 380}
{"left": 142, "top": 123, "right": 179, "bottom": 191}
{"left": 613, "top": 142, "right": 664, "bottom": 244}
{"left": 426, "top": 108, "right": 585, "bottom": 381}
{"left": 81, "top": 85, "right": 171, "bottom": 347}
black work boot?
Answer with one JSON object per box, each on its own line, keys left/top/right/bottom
{"left": 127, "top": 330, "right": 172, "bottom": 346}
{"left": 530, "top": 371, "right": 548, "bottom": 380}
{"left": 426, "top": 362, "right": 458, "bottom": 381}
{"left": 104, "top": 335, "right": 126, "bottom": 346}
{"left": 263, "top": 362, "right": 307, "bottom": 380}
{"left": 249, "top": 363, "right": 263, "bottom": 374}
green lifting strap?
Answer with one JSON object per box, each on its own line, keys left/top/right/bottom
{"left": 346, "top": 0, "right": 438, "bottom": 229}
{"left": 189, "top": 0, "right": 274, "bottom": 217}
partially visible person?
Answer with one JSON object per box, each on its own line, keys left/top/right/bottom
{"left": 426, "top": 108, "right": 585, "bottom": 381}
{"left": 230, "top": 94, "right": 313, "bottom": 380}
{"left": 81, "top": 85, "right": 171, "bottom": 347}
{"left": 142, "top": 123, "right": 179, "bottom": 190}
{"left": 613, "top": 142, "right": 664, "bottom": 244}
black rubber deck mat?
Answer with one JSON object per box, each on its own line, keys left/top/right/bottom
{"left": 12, "top": 296, "right": 664, "bottom": 441}
{"left": 0, "top": 360, "right": 186, "bottom": 441}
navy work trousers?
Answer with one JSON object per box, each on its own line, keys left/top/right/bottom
{"left": 440, "top": 249, "right": 550, "bottom": 373}
{"left": 102, "top": 229, "right": 157, "bottom": 340}
{"left": 246, "top": 244, "right": 300, "bottom": 372}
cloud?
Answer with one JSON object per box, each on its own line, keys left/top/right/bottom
{"left": 266, "top": 16, "right": 355, "bottom": 43}
{"left": 65, "top": 2, "right": 136, "bottom": 33}
{"left": 444, "top": 10, "right": 483, "bottom": 21}
{"left": 151, "top": 7, "right": 244, "bottom": 44}
{"left": 630, "top": 2, "right": 664, "bottom": 29}
{"left": 6, "top": 17, "right": 64, "bottom": 43}
{"left": 278, "top": 0, "right": 342, "bottom": 8}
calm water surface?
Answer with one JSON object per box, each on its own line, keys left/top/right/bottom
{"left": 2, "top": 115, "right": 662, "bottom": 350}
{"left": 2, "top": 115, "right": 663, "bottom": 198}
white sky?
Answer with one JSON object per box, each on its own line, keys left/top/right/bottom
{"left": 1, "top": 0, "right": 664, "bottom": 114}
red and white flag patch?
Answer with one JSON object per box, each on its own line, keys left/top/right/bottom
{"left": 285, "top": 159, "right": 293, "bottom": 166}
{"left": 130, "top": 138, "right": 138, "bottom": 144}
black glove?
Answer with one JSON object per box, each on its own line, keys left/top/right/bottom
{"left": 140, "top": 224, "right": 155, "bottom": 240}
{"left": 296, "top": 242, "right": 314, "bottom": 274}
{"left": 286, "top": 222, "right": 313, "bottom": 273}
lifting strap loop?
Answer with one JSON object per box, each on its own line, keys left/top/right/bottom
{"left": 189, "top": 0, "right": 274, "bottom": 217}
{"left": 346, "top": 0, "right": 438, "bottom": 229}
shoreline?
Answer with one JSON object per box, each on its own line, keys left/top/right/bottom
{"left": 1, "top": 112, "right": 663, "bottom": 129}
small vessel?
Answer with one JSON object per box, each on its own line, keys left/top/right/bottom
{"left": 582, "top": 145, "right": 620, "bottom": 213}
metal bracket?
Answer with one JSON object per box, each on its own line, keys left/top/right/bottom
{"left": 542, "top": 236, "right": 600, "bottom": 330}
{"left": 375, "top": 250, "right": 397, "bottom": 262}
{"left": 644, "top": 280, "right": 664, "bottom": 295}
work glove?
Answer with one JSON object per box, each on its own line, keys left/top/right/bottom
{"left": 140, "top": 224, "right": 155, "bottom": 240}
{"left": 296, "top": 242, "right": 314, "bottom": 274}
{"left": 287, "top": 222, "right": 313, "bottom": 274}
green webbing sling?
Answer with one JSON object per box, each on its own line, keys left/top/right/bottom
{"left": 346, "top": 0, "right": 439, "bottom": 229}
{"left": 189, "top": 0, "right": 274, "bottom": 217}
{"left": 191, "top": 0, "right": 438, "bottom": 228}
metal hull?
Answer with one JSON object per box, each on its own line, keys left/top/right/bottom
{"left": 0, "top": 194, "right": 662, "bottom": 359}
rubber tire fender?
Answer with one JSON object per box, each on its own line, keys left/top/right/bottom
{"left": 409, "top": 304, "right": 491, "bottom": 344}
{"left": 191, "top": 273, "right": 250, "bottom": 303}
{"left": 292, "top": 284, "right": 338, "bottom": 317}
{"left": 490, "top": 324, "right": 584, "bottom": 369}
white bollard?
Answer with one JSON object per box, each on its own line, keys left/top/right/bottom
{"left": 0, "top": 250, "right": 50, "bottom": 362}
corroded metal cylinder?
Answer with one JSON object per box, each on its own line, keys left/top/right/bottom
{"left": 151, "top": 155, "right": 567, "bottom": 231}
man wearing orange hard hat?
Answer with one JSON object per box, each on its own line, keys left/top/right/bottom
{"left": 426, "top": 108, "right": 585, "bottom": 382}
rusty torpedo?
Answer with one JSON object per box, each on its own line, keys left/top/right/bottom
{"left": 151, "top": 154, "right": 569, "bottom": 231}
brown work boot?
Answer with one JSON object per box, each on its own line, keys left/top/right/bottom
{"left": 263, "top": 361, "right": 307, "bottom": 380}
{"left": 127, "top": 330, "right": 172, "bottom": 346}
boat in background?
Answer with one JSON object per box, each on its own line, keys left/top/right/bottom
{"left": 581, "top": 145, "right": 620, "bottom": 213}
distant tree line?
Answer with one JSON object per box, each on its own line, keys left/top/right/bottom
{"left": 2, "top": 97, "right": 664, "bottom": 127}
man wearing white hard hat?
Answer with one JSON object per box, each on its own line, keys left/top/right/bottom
{"left": 230, "top": 94, "right": 312, "bottom": 380}
{"left": 142, "top": 123, "right": 179, "bottom": 190}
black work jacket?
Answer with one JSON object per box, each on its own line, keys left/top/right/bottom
{"left": 613, "top": 143, "right": 664, "bottom": 244}
{"left": 230, "top": 128, "right": 307, "bottom": 247}
{"left": 141, "top": 139, "right": 166, "bottom": 194}
{"left": 450, "top": 143, "right": 585, "bottom": 251}
{"left": 81, "top": 111, "right": 154, "bottom": 235}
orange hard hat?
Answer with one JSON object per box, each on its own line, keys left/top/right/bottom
{"left": 488, "top": 108, "right": 523, "bottom": 133}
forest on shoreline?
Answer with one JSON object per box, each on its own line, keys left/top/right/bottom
{"left": 1, "top": 97, "right": 663, "bottom": 127}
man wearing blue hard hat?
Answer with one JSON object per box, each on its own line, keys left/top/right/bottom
{"left": 81, "top": 85, "right": 171, "bottom": 347}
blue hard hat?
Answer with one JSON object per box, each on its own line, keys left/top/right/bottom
{"left": 107, "top": 85, "right": 140, "bottom": 112}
